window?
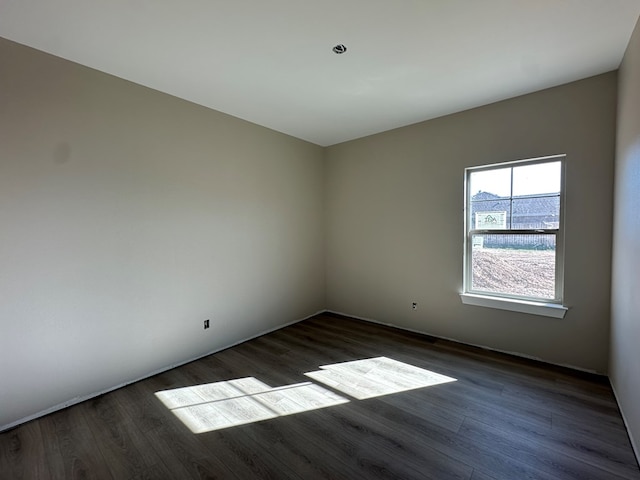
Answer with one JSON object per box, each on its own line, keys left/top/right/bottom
{"left": 461, "top": 155, "right": 567, "bottom": 318}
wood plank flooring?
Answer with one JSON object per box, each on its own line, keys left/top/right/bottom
{"left": 2, "top": 313, "right": 639, "bottom": 479}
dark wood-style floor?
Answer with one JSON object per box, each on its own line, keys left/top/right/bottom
{"left": 2, "top": 313, "right": 639, "bottom": 480}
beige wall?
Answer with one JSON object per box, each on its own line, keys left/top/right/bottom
{"left": 326, "top": 73, "right": 617, "bottom": 373}
{"left": 611, "top": 17, "right": 640, "bottom": 460}
{"left": 0, "top": 38, "right": 325, "bottom": 430}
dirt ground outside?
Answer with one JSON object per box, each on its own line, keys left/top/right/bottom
{"left": 472, "top": 248, "right": 555, "bottom": 299}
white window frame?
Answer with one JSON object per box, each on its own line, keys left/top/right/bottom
{"left": 460, "top": 154, "right": 568, "bottom": 318}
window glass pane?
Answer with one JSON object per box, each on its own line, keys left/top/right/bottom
{"left": 512, "top": 161, "right": 561, "bottom": 196}
{"left": 470, "top": 233, "right": 556, "bottom": 299}
{"left": 512, "top": 196, "right": 560, "bottom": 229}
{"left": 469, "top": 167, "right": 511, "bottom": 199}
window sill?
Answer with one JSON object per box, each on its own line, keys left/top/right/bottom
{"left": 460, "top": 293, "right": 568, "bottom": 319}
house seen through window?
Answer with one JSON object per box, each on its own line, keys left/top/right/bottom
{"left": 463, "top": 155, "right": 565, "bottom": 304}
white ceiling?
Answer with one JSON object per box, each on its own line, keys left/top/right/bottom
{"left": 1, "top": 1, "right": 639, "bottom": 146}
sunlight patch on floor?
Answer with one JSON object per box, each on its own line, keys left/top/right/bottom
{"left": 155, "top": 377, "right": 349, "bottom": 433}
{"left": 305, "top": 356, "right": 457, "bottom": 400}
{"left": 155, "top": 357, "right": 456, "bottom": 433}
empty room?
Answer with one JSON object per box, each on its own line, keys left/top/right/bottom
{"left": 1, "top": 1, "right": 640, "bottom": 479}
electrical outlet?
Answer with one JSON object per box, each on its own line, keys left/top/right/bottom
{"left": 204, "top": 319, "right": 210, "bottom": 329}
{"left": 412, "top": 302, "right": 417, "bottom": 310}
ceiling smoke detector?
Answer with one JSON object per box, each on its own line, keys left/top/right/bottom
{"left": 332, "top": 44, "right": 347, "bottom": 54}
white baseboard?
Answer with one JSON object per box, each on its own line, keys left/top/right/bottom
{"left": 325, "top": 309, "right": 602, "bottom": 376}
{"left": 0, "top": 309, "right": 324, "bottom": 433}
{"left": 610, "top": 382, "right": 640, "bottom": 467}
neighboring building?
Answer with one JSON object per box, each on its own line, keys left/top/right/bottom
{"left": 470, "top": 191, "right": 559, "bottom": 249}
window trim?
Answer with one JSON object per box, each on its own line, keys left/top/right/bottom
{"left": 462, "top": 154, "right": 568, "bottom": 316}
{"left": 459, "top": 293, "right": 568, "bottom": 318}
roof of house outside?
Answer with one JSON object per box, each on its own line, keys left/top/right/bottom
{"left": 471, "top": 191, "right": 559, "bottom": 229}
